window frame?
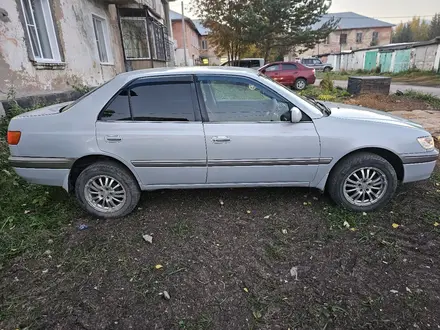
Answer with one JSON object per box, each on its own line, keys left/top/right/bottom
{"left": 120, "top": 17, "right": 151, "bottom": 60}
{"left": 340, "top": 33, "right": 348, "bottom": 45}
{"left": 92, "top": 14, "right": 113, "bottom": 65}
{"left": 20, "top": 0, "right": 62, "bottom": 63}
{"left": 356, "top": 32, "right": 363, "bottom": 44}
{"left": 201, "top": 39, "right": 208, "bottom": 50}
{"left": 195, "top": 74, "right": 298, "bottom": 124}
{"left": 98, "top": 75, "right": 202, "bottom": 123}
{"left": 372, "top": 31, "right": 379, "bottom": 43}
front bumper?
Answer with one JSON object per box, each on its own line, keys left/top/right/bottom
{"left": 401, "top": 150, "right": 438, "bottom": 183}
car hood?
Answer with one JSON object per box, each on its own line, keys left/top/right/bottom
{"left": 15, "top": 101, "right": 73, "bottom": 118}
{"left": 322, "top": 102, "right": 424, "bottom": 130}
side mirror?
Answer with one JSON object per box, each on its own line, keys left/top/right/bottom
{"left": 290, "top": 107, "right": 302, "bottom": 123}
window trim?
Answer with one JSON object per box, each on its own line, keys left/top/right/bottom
{"left": 20, "top": 0, "right": 62, "bottom": 63}
{"left": 92, "top": 14, "right": 113, "bottom": 65}
{"left": 356, "top": 32, "right": 363, "bottom": 44}
{"left": 98, "top": 75, "right": 202, "bottom": 123}
{"left": 372, "top": 31, "right": 379, "bottom": 42}
{"left": 120, "top": 17, "right": 151, "bottom": 60}
{"left": 195, "top": 74, "right": 300, "bottom": 124}
{"left": 340, "top": 33, "right": 348, "bottom": 45}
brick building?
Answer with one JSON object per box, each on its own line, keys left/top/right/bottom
{"left": 193, "top": 19, "right": 221, "bottom": 65}
{"left": 293, "top": 12, "right": 394, "bottom": 58}
{"left": 170, "top": 10, "right": 201, "bottom": 66}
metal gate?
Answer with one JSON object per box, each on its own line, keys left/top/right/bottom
{"left": 364, "top": 51, "right": 378, "bottom": 71}
{"left": 379, "top": 52, "right": 392, "bottom": 73}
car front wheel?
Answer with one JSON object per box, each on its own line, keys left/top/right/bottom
{"left": 294, "top": 78, "right": 307, "bottom": 90}
{"left": 327, "top": 153, "right": 398, "bottom": 212}
{"left": 323, "top": 67, "right": 332, "bottom": 72}
{"left": 75, "top": 161, "right": 141, "bottom": 218}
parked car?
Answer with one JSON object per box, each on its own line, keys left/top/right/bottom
{"left": 7, "top": 67, "right": 438, "bottom": 218}
{"left": 301, "top": 57, "right": 333, "bottom": 72}
{"left": 259, "top": 61, "right": 316, "bottom": 90}
{"left": 221, "top": 58, "right": 265, "bottom": 69}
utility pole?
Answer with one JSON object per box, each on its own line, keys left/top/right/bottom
{"left": 181, "top": 1, "right": 188, "bottom": 66}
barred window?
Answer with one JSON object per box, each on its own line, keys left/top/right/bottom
{"left": 121, "top": 17, "right": 150, "bottom": 59}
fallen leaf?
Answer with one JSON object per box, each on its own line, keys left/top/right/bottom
{"left": 24, "top": 210, "right": 31, "bottom": 214}
{"left": 243, "top": 287, "right": 249, "bottom": 293}
{"left": 142, "top": 234, "right": 153, "bottom": 244}
{"left": 290, "top": 266, "right": 298, "bottom": 280}
{"left": 390, "top": 289, "right": 399, "bottom": 294}
{"left": 343, "top": 221, "right": 350, "bottom": 229}
{"left": 281, "top": 229, "right": 288, "bottom": 234}
{"left": 155, "top": 264, "right": 163, "bottom": 270}
{"left": 303, "top": 202, "right": 308, "bottom": 206}
{"left": 246, "top": 210, "right": 251, "bottom": 214}
{"left": 219, "top": 199, "right": 224, "bottom": 206}
{"left": 406, "top": 287, "right": 412, "bottom": 293}
{"left": 392, "top": 223, "right": 400, "bottom": 229}
{"left": 350, "top": 228, "right": 357, "bottom": 232}
{"left": 42, "top": 269, "right": 48, "bottom": 274}
{"left": 363, "top": 212, "right": 367, "bottom": 216}
{"left": 263, "top": 215, "right": 271, "bottom": 219}
{"left": 434, "top": 222, "right": 439, "bottom": 227}
{"left": 253, "top": 310, "right": 262, "bottom": 319}
{"left": 163, "top": 291, "right": 171, "bottom": 300}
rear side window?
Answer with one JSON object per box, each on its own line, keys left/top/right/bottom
{"left": 250, "top": 60, "right": 261, "bottom": 67}
{"left": 282, "top": 64, "right": 298, "bottom": 70}
{"left": 239, "top": 60, "right": 250, "bottom": 68}
{"left": 265, "top": 64, "right": 281, "bottom": 72}
{"left": 100, "top": 90, "right": 131, "bottom": 121}
{"left": 130, "top": 82, "right": 195, "bottom": 121}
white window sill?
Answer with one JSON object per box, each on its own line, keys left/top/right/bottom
{"left": 32, "top": 61, "right": 66, "bottom": 70}
{"left": 100, "top": 62, "right": 115, "bottom": 66}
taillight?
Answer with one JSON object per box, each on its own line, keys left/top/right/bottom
{"left": 7, "top": 131, "right": 21, "bottom": 145}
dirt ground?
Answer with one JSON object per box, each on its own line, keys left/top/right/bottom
{"left": 1, "top": 166, "right": 440, "bottom": 330}
{"left": 344, "top": 94, "right": 436, "bottom": 112}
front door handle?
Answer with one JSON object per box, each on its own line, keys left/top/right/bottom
{"left": 212, "top": 136, "right": 231, "bottom": 144}
{"left": 105, "top": 135, "right": 122, "bottom": 143}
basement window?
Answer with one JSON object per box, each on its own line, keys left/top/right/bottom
{"left": 20, "top": 0, "right": 62, "bottom": 63}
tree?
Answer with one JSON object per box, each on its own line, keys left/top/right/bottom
{"left": 192, "top": 0, "right": 338, "bottom": 63}
{"left": 241, "top": 0, "right": 338, "bottom": 62}
{"left": 429, "top": 13, "right": 440, "bottom": 39}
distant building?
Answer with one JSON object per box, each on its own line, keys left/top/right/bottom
{"left": 288, "top": 12, "right": 395, "bottom": 59}
{"left": 170, "top": 10, "right": 201, "bottom": 66}
{"left": 193, "top": 19, "right": 221, "bottom": 65}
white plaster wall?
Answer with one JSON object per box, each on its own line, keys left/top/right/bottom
{"left": 0, "top": 0, "right": 125, "bottom": 96}
{"left": 413, "top": 45, "right": 438, "bottom": 71}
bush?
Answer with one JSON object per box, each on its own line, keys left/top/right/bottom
{"left": 319, "top": 73, "right": 334, "bottom": 91}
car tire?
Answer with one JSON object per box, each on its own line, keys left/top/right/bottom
{"left": 323, "top": 67, "right": 332, "bottom": 72}
{"left": 327, "top": 152, "right": 398, "bottom": 212}
{"left": 294, "top": 78, "right": 307, "bottom": 90}
{"left": 75, "top": 161, "right": 141, "bottom": 218}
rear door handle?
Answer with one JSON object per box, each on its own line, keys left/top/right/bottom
{"left": 212, "top": 136, "right": 231, "bottom": 144}
{"left": 105, "top": 135, "right": 122, "bottom": 143}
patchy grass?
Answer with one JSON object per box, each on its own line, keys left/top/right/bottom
{"left": 0, "top": 104, "right": 78, "bottom": 268}
{"left": 402, "top": 90, "right": 440, "bottom": 109}
{"left": 297, "top": 85, "right": 351, "bottom": 102}
{"left": 317, "top": 69, "right": 440, "bottom": 87}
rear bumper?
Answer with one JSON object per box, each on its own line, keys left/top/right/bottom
{"left": 401, "top": 150, "right": 438, "bottom": 183}
{"left": 308, "top": 76, "right": 316, "bottom": 85}
{"left": 12, "top": 167, "right": 70, "bottom": 188}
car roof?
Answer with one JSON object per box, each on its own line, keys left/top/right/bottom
{"left": 113, "top": 66, "right": 259, "bottom": 83}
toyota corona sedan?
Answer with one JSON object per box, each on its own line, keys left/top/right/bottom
{"left": 7, "top": 67, "right": 438, "bottom": 218}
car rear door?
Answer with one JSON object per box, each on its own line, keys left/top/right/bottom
{"left": 280, "top": 63, "right": 300, "bottom": 86}
{"left": 196, "top": 74, "right": 321, "bottom": 185}
{"left": 96, "top": 75, "right": 207, "bottom": 187}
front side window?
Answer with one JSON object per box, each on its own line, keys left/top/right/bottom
{"left": 130, "top": 82, "right": 195, "bottom": 121}
{"left": 92, "top": 15, "right": 111, "bottom": 63}
{"left": 265, "top": 64, "right": 281, "bottom": 72}
{"left": 199, "top": 77, "right": 290, "bottom": 122}
{"left": 313, "top": 59, "right": 322, "bottom": 65}
{"left": 20, "top": 0, "right": 61, "bottom": 62}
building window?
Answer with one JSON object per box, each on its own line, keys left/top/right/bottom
{"left": 92, "top": 15, "right": 111, "bottom": 63}
{"left": 372, "top": 31, "right": 379, "bottom": 43}
{"left": 20, "top": 0, "right": 61, "bottom": 62}
{"left": 121, "top": 17, "right": 150, "bottom": 59}
{"left": 356, "top": 32, "right": 363, "bottom": 43}
{"left": 340, "top": 33, "right": 347, "bottom": 45}
{"left": 201, "top": 39, "right": 208, "bottom": 50}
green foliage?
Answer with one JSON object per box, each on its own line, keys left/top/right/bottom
{"left": 298, "top": 85, "right": 350, "bottom": 102}
{"left": 319, "top": 73, "right": 334, "bottom": 91}
{"left": 429, "top": 13, "right": 440, "bottom": 39}
{"left": 72, "top": 84, "right": 93, "bottom": 94}
{"left": 393, "top": 14, "right": 439, "bottom": 43}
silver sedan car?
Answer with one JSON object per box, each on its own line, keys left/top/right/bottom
{"left": 7, "top": 67, "right": 438, "bottom": 218}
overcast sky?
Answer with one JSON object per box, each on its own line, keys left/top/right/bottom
{"left": 170, "top": 0, "right": 440, "bottom": 24}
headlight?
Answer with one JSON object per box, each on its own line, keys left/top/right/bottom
{"left": 417, "top": 136, "right": 435, "bottom": 150}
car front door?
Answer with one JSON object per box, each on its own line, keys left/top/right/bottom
{"left": 96, "top": 75, "right": 207, "bottom": 187}
{"left": 262, "top": 64, "right": 283, "bottom": 83}
{"left": 313, "top": 59, "right": 324, "bottom": 70}
{"left": 197, "top": 75, "right": 321, "bottom": 185}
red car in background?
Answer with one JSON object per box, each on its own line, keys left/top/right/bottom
{"left": 258, "top": 61, "right": 316, "bottom": 90}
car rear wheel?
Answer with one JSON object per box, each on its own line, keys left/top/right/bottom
{"left": 327, "top": 153, "right": 398, "bottom": 212}
{"left": 75, "top": 161, "right": 141, "bottom": 218}
{"left": 294, "top": 78, "right": 307, "bottom": 90}
{"left": 323, "top": 67, "right": 332, "bottom": 72}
